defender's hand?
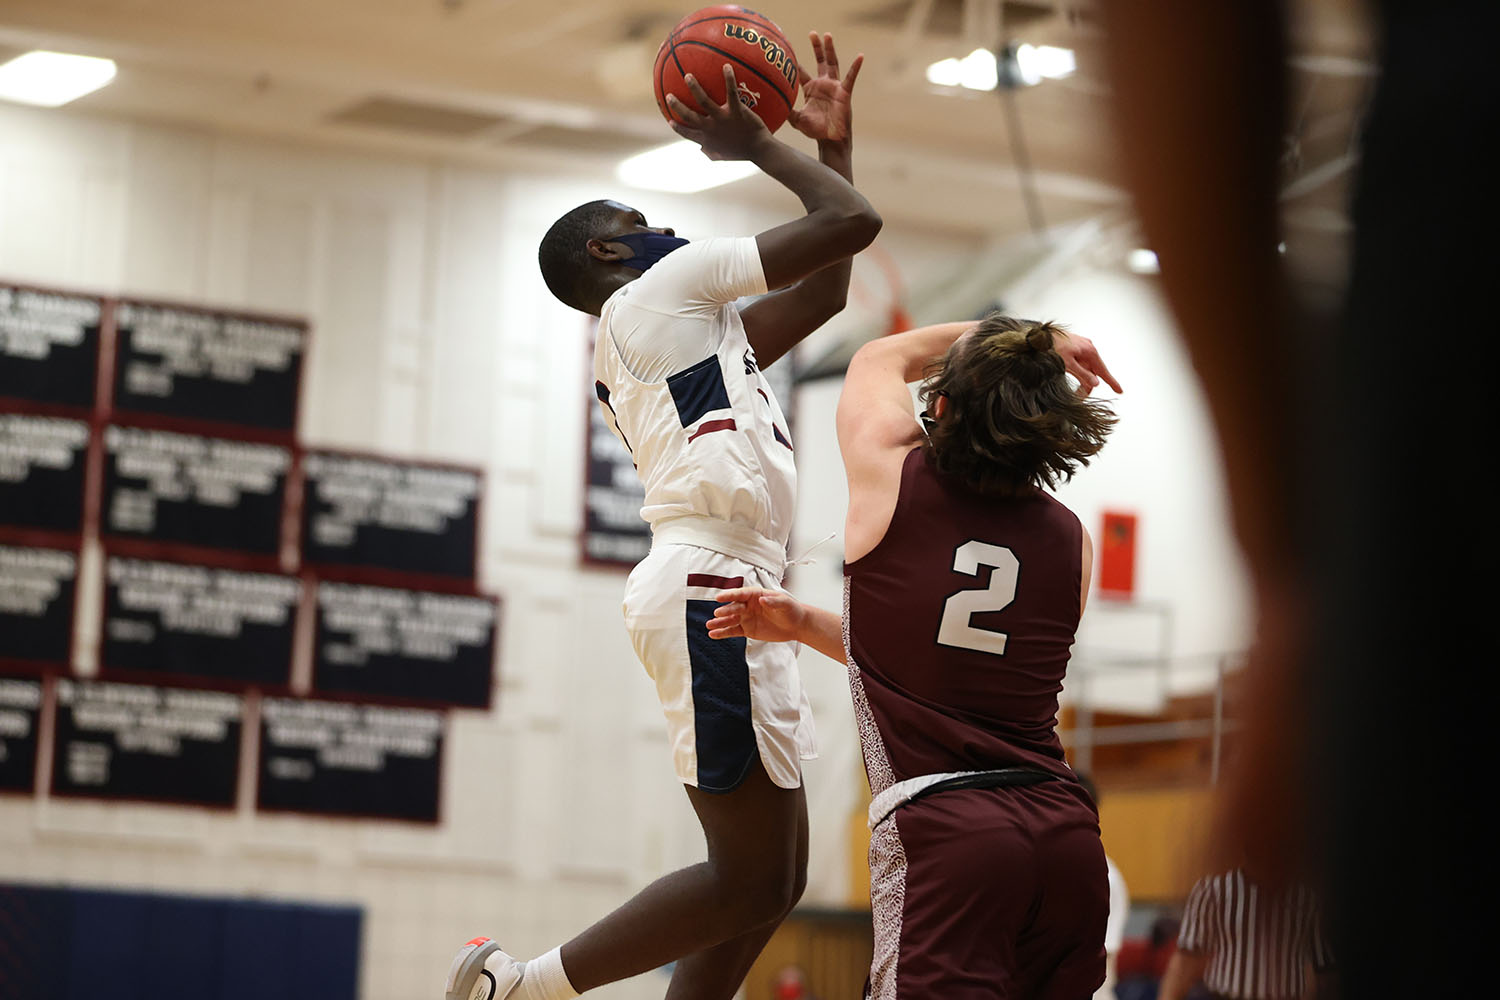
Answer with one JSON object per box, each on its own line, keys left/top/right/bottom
{"left": 1053, "top": 331, "right": 1123, "bottom": 396}
{"left": 667, "top": 65, "right": 773, "bottom": 161}
{"left": 788, "top": 32, "right": 862, "bottom": 144}
{"left": 707, "top": 588, "right": 807, "bottom": 644}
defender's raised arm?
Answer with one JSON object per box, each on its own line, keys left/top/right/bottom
{"left": 669, "top": 62, "right": 880, "bottom": 297}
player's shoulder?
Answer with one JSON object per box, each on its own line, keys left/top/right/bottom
{"left": 620, "top": 238, "right": 733, "bottom": 297}
{"left": 623, "top": 237, "right": 759, "bottom": 315}
{"left": 1035, "top": 489, "right": 1083, "bottom": 526}
{"left": 652, "top": 236, "right": 745, "bottom": 273}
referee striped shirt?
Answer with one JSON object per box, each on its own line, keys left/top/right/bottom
{"left": 1178, "top": 869, "right": 1333, "bottom": 1000}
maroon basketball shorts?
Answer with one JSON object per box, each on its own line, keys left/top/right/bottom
{"left": 866, "top": 779, "right": 1108, "bottom": 1000}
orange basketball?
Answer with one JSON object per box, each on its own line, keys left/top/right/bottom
{"left": 653, "top": 6, "right": 801, "bottom": 135}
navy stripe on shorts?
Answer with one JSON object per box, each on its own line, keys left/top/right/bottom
{"left": 684, "top": 598, "right": 757, "bottom": 793}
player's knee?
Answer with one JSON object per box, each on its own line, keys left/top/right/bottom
{"left": 786, "top": 856, "right": 808, "bottom": 912}
{"left": 716, "top": 855, "right": 800, "bottom": 927}
{"left": 761, "top": 851, "right": 807, "bottom": 923}
{"left": 740, "top": 869, "right": 797, "bottom": 926}
{"left": 743, "top": 879, "right": 796, "bottom": 928}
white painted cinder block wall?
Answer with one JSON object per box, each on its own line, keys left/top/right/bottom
{"left": 0, "top": 101, "right": 1250, "bottom": 999}
{"left": 0, "top": 102, "right": 983, "bottom": 1000}
{"left": 1015, "top": 266, "right": 1254, "bottom": 709}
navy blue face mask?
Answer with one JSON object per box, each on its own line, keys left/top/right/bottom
{"left": 607, "top": 232, "right": 690, "bottom": 272}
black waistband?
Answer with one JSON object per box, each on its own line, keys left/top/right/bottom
{"left": 904, "top": 767, "right": 1056, "bottom": 808}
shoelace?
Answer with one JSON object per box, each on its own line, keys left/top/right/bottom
{"left": 787, "top": 530, "right": 838, "bottom": 570}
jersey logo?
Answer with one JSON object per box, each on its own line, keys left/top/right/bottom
{"left": 743, "top": 350, "right": 759, "bottom": 375}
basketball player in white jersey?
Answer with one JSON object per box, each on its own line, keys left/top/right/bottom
{"left": 446, "top": 35, "right": 879, "bottom": 1000}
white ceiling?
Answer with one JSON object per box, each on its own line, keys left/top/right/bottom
{"left": 0, "top": 0, "right": 1373, "bottom": 242}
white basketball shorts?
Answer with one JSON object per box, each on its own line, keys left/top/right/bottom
{"left": 622, "top": 542, "right": 817, "bottom": 792}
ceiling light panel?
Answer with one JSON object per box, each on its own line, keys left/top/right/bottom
{"left": 0, "top": 51, "right": 117, "bottom": 107}
{"left": 617, "top": 141, "right": 758, "bottom": 194}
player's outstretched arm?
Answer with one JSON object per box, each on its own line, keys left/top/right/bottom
{"left": 851, "top": 321, "right": 1121, "bottom": 394}
{"left": 838, "top": 321, "right": 1120, "bottom": 562}
{"left": 837, "top": 323, "right": 977, "bottom": 561}
{"left": 737, "top": 32, "right": 866, "bottom": 366}
{"left": 707, "top": 588, "right": 845, "bottom": 663}
{"left": 670, "top": 59, "right": 881, "bottom": 367}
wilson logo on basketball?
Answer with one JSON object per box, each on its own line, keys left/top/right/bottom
{"left": 723, "top": 24, "right": 798, "bottom": 86}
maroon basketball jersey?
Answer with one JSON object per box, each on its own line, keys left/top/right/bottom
{"left": 844, "top": 447, "right": 1086, "bottom": 797}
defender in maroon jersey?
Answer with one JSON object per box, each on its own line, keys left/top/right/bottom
{"left": 710, "top": 314, "right": 1120, "bottom": 999}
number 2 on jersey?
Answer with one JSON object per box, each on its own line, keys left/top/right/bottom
{"left": 936, "top": 541, "right": 1020, "bottom": 656}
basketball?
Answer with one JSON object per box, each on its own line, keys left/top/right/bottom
{"left": 653, "top": 5, "right": 801, "bottom": 134}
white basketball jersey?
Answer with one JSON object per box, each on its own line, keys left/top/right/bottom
{"left": 593, "top": 238, "right": 797, "bottom": 550}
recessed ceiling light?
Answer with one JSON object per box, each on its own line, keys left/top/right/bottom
{"left": 616, "top": 140, "right": 758, "bottom": 194}
{"left": 0, "top": 50, "right": 117, "bottom": 108}
{"left": 1127, "top": 248, "right": 1160, "bottom": 274}
{"left": 926, "top": 57, "right": 964, "bottom": 88}
{"left": 926, "top": 49, "right": 999, "bottom": 92}
{"left": 1013, "top": 45, "right": 1077, "bottom": 86}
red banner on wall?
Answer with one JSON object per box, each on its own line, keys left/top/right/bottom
{"left": 1099, "top": 510, "right": 1138, "bottom": 598}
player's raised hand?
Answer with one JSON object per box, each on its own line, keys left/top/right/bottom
{"left": 788, "top": 31, "right": 862, "bottom": 144}
{"left": 707, "top": 588, "right": 807, "bottom": 643}
{"left": 1053, "top": 330, "right": 1123, "bottom": 396}
{"left": 667, "top": 64, "right": 772, "bottom": 161}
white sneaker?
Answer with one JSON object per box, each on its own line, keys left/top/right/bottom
{"left": 445, "top": 937, "right": 523, "bottom": 1000}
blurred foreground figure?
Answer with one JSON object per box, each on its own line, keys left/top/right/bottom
{"left": 1101, "top": 1, "right": 1490, "bottom": 994}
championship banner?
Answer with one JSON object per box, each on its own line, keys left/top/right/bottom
{"left": 299, "top": 451, "right": 481, "bottom": 582}
{"left": 112, "top": 300, "right": 306, "bottom": 435}
{"left": 100, "top": 555, "right": 300, "bottom": 688}
{"left": 258, "top": 697, "right": 443, "bottom": 822}
{"left": 0, "top": 412, "right": 91, "bottom": 538}
{"left": 51, "top": 679, "right": 243, "bottom": 808}
{"left": 100, "top": 424, "right": 291, "bottom": 558}
{"left": 0, "top": 675, "right": 44, "bottom": 794}
{"left": 0, "top": 284, "right": 104, "bottom": 412}
{"left": 311, "top": 580, "right": 497, "bottom": 708}
{"left": 0, "top": 543, "right": 77, "bottom": 670}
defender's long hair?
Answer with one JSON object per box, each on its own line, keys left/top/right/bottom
{"left": 918, "top": 314, "right": 1117, "bottom": 497}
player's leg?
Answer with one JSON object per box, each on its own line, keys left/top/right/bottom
{"left": 1011, "top": 785, "right": 1109, "bottom": 1000}
{"left": 447, "top": 759, "right": 804, "bottom": 1000}
{"left": 663, "top": 922, "right": 782, "bottom": 1000}
{"left": 447, "top": 550, "right": 814, "bottom": 1000}
{"left": 662, "top": 776, "right": 809, "bottom": 1000}
{"left": 558, "top": 754, "right": 806, "bottom": 992}
{"left": 880, "top": 791, "right": 1030, "bottom": 1000}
